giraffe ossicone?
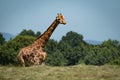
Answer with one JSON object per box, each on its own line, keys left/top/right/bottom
{"left": 17, "top": 13, "right": 66, "bottom": 66}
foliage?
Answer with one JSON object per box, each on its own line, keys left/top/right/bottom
{"left": 19, "top": 29, "right": 41, "bottom": 37}
{"left": 110, "top": 57, "right": 120, "bottom": 65}
{"left": 0, "top": 29, "right": 120, "bottom": 66}
{"left": 61, "top": 31, "right": 84, "bottom": 47}
{"left": 0, "top": 33, "right": 5, "bottom": 46}
{"left": 0, "top": 34, "right": 35, "bottom": 65}
{"left": 46, "top": 49, "right": 67, "bottom": 66}
{"left": 84, "top": 40, "right": 120, "bottom": 65}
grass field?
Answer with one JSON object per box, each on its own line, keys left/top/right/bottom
{"left": 0, "top": 64, "right": 120, "bottom": 80}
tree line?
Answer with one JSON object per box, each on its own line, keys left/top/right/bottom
{"left": 0, "top": 29, "right": 120, "bottom": 66}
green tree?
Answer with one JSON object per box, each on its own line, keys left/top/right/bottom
{"left": 45, "top": 39, "right": 58, "bottom": 54}
{"left": 0, "top": 30, "right": 120, "bottom": 66}
{"left": 110, "top": 57, "right": 120, "bottom": 65}
{"left": 57, "top": 31, "right": 88, "bottom": 65}
{"left": 57, "top": 41, "right": 74, "bottom": 65}
{"left": 0, "top": 35, "right": 35, "bottom": 65}
{"left": 62, "top": 31, "right": 84, "bottom": 47}
{"left": 35, "top": 31, "right": 41, "bottom": 37}
{"left": 0, "top": 33, "right": 5, "bottom": 46}
{"left": 19, "top": 29, "right": 35, "bottom": 37}
{"left": 84, "top": 39, "right": 120, "bottom": 65}
{"left": 46, "top": 49, "right": 67, "bottom": 66}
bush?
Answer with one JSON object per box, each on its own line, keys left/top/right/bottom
{"left": 0, "top": 35, "right": 35, "bottom": 65}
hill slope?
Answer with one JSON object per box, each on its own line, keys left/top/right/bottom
{"left": 0, "top": 65, "right": 120, "bottom": 80}
{"left": 1, "top": 32, "right": 15, "bottom": 41}
{"left": 85, "top": 40, "right": 102, "bottom": 45}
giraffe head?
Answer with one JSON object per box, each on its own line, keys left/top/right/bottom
{"left": 56, "top": 13, "right": 66, "bottom": 25}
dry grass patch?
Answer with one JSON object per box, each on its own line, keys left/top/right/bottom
{"left": 0, "top": 64, "right": 120, "bottom": 80}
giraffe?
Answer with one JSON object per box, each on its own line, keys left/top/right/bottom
{"left": 17, "top": 13, "right": 66, "bottom": 66}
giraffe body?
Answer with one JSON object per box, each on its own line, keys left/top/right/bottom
{"left": 17, "top": 44, "right": 46, "bottom": 66}
{"left": 17, "top": 13, "right": 66, "bottom": 66}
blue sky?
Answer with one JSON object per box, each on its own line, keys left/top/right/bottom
{"left": 0, "top": 0, "right": 120, "bottom": 41}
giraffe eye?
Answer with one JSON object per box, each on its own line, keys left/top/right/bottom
{"left": 56, "top": 17, "right": 60, "bottom": 20}
{"left": 57, "top": 18, "right": 60, "bottom": 20}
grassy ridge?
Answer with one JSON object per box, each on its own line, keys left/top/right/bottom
{"left": 0, "top": 65, "right": 120, "bottom": 80}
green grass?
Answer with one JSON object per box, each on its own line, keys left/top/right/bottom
{"left": 0, "top": 64, "right": 120, "bottom": 80}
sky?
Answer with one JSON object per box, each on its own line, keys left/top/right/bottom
{"left": 0, "top": 0, "right": 120, "bottom": 41}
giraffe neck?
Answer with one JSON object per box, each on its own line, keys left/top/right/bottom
{"left": 35, "top": 19, "right": 59, "bottom": 48}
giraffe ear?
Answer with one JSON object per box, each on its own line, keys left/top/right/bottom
{"left": 57, "top": 13, "right": 59, "bottom": 15}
